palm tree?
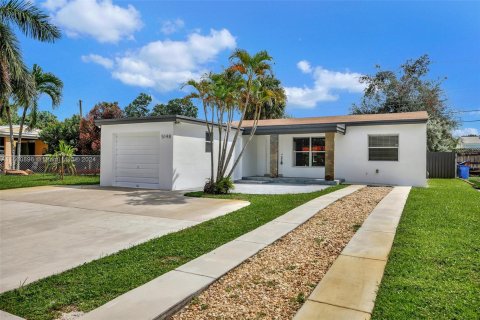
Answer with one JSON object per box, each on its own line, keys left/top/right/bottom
{"left": 0, "top": 0, "right": 60, "bottom": 163}
{"left": 244, "top": 75, "right": 287, "bottom": 120}
{"left": 15, "top": 64, "right": 63, "bottom": 168}
{"left": 184, "top": 49, "right": 276, "bottom": 193}
{"left": 221, "top": 49, "right": 273, "bottom": 178}
{"left": 45, "top": 140, "right": 76, "bottom": 180}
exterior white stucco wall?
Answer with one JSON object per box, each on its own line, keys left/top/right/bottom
{"left": 99, "top": 122, "right": 174, "bottom": 189}
{"left": 172, "top": 122, "right": 242, "bottom": 190}
{"left": 241, "top": 135, "right": 270, "bottom": 177}
{"left": 278, "top": 133, "right": 326, "bottom": 178}
{"left": 335, "top": 123, "right": 427, "bottom": 187}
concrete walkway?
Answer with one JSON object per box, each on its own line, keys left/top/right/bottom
{"left": 294, "top": 186, "right": 411, "bottom": 320}
{"left": 233, "top": 183, "right": 330, "bottom": 194}
{"left": 0, "top": 186, "right": 248, "bottom": 293}
{"left": 80, "top": 185, "right": 364, "bottom": 320}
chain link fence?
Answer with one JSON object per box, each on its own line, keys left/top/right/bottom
{"left": 1, "top": 155, "right": 100, "bottom": 175}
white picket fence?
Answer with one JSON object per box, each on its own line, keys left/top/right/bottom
{"left": 1, "top": 155, "right": 100, "bottom": 175}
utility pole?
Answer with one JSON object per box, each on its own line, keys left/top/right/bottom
{"left": 79, "top": 99, "right": 83, "bottom": 118}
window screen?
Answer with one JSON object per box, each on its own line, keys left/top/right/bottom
{"left": 368, "top": 135, "right": 398, "bottom": 161}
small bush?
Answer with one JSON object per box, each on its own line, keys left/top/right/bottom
{"left": 203, "top": 177, "right": 235, "bottom": 194}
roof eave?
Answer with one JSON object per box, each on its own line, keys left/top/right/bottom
{"left": 95, "top": 115, "right": 243, "bottom": 130}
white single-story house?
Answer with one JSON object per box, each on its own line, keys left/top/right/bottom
{"left": 96, "top": 111, "right": 428, "bottom": 190}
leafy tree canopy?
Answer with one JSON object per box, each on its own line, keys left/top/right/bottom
{"left": 151, "top": 98, "right": 198, "bottom": 118}
{"left": 27, "top": 110, "right": 57, "bottom": 129}
{"left": 78, "top": 102, "right": 123, "bottom": 154}
{"left": 39, "top": 114, "right": 79, "bottom": 154}
{"left": 351, "top": 55, "right": 458, "bottom": 151}
{"left": 124, "top": 92, "right": 151, "bottom": 118}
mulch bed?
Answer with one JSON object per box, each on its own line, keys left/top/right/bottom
{"left": 172, "top": 186, "right": 392, "bottom": 320}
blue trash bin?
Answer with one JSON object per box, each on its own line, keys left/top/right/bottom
{"left": 457, "top": 165, "right": 470, "bottom": 179}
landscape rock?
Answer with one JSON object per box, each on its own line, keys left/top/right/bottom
{"left": 5, "top": 170, "right": 29, "bottom": 176}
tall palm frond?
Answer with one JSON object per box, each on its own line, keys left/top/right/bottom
{"left": 0, "top": 0, "right": 61, "bottom": 42}
{"left": 0, "top": 21, "right": 26, "bottom": 97}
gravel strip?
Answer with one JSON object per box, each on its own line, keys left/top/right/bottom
{"left": 172, "top": 186, "right": 392, "bottom": 320}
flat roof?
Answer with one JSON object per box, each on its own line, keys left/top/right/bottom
{"left": 95, "top": 115, "right": 242, "bottom": 130}
{"left": 0, "top": 125, "right": 41, "bottom": 139}
{"left": 238, "top": 111, "right": 429, "bottom": 128}
{"left": 95, "top": 111, "right": 428, "bottom": 136}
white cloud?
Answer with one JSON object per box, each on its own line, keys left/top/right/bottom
{"left": 87, "top": 28, "right": 236, "bottom": 92}
{"left": 453, "top": 127, "right": 479, "bottom": 137}
{"left": 45, "top": 0, "right": 142, "bottom": 43}
{"left": 160, "top": 19, "right": 185, "bottom": 35}
{"left": 285, "top": 61, "right": 365, "bottom": 108}
{"left": 81, "top": 54, "right": 114, "bottom": 69}
{"left": 297, "top": 60, "right": 312, "bottom": 73}
{"left": 42, "top": 0, "right": 66, "bottom": 11}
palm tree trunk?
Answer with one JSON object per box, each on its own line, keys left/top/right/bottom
{"left": 202, "top": 101, "right": 214, "bottom": 183}
{"left": 16, "top": 106, "right": 28, "bottom": 170}
{"left": 221, "top": 78, "right": 252, "bottom": 178}
{"left": 227, "top": 105, "right": 262, "bottom": 179}
{"left": 5, "top": 105, "right": 15, "bottom": 170}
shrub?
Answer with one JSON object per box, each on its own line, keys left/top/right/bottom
{"left": 203, "top": 177, "right": 235, "bottom": 194}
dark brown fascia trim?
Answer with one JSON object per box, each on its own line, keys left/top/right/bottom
{"left": 95, "top": 115, "right": 243, "bottom": 130}
{"left": 243, "top": 123, "right": 341, "bottom": 135}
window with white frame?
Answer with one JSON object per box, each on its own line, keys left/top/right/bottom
{"left": 205, "top": 132, "right": 212, "bottom": 153}
{"left": 368, "top": 135, "right": 399, "bottom": 161}
{"left": 293, "top": 137, "right": 325, "bottom": 167}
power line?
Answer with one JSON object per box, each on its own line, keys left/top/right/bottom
{"left": 450, "top": 109, "right": 480, "bottom": 114}
{"left": 461, "top": 120, "right": 480, "bottom": 123}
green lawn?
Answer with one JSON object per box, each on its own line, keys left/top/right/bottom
{"left": 468, "top": 176, "right": 480, "bottom": 189}
{"left": 372, "top": 179, "right": 480, "bottom": 319}
{"left": 0, "top": 174, "right": 99, "bottom": 190}
{"left": 0, "top": 185, "right": 345, "bottom": 320}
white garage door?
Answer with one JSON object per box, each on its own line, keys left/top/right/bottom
{"left": 114, "top": 133, "right": 161, "bottom": 189}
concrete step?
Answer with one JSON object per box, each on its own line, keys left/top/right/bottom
{"left": 235, "top": 180, "right": 271, "bottom": 184}
{"left": 241, "top": 176, "right": 342, "bottom": 185}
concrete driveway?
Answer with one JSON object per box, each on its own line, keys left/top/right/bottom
{"left": 0, "top": 185, "right": 248, "bottom": 293}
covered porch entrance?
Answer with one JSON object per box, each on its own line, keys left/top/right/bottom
{"left": 241, "top": 123, "right": 345, "bottom": 182}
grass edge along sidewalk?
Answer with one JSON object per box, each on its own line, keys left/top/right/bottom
{"left": 0, "top": 185, "right": 345, "bottom": 320}
{"left": 371, "top": 179, "right": 480, "bottom": 319}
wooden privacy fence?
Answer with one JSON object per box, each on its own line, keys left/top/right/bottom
{"left": 427, "top": 152, "right": 456, "bottom": 178}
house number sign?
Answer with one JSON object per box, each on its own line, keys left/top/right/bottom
{"left": 161, "top": 134, "right": 172, "bottom": 139}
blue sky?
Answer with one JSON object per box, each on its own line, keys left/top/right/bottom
{"left": 22, "top": 0, "right": 480, "bottom": 135}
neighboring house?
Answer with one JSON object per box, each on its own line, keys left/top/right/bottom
{"left": 96, "top": 111, "right": 428, "bottom": 190}
{"left": 456, "top": 135, "right": 480, "bottom": 173}
{"left": 0, "top": 125, "right": 48, "bottom": 171}
{"left": 457, "top": 135, "right": 480, "bottom": 149}
{"left": 0, "top": 125, "right": 48, "bottom": 156}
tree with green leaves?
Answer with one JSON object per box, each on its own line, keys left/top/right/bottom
{"left": 27, "top": 110, "right": 58, "bottom": 129}
{"left": 15, "top": 64, "right": 62, "bottom": 168}
{"left": 244, "top": 75, "right": 287, "bottom": 120}
{"left": 150, "top": 98, "right": 198, "bottom": 118}
{"left": 185, "top": 49, "right": 285, "bottom": 193}
{"left": 124, "top": 92, "right": 151, "bottom": 118}
{"left": 39, "top": 115, "right": 80, "bottom": 154}
{"left": 0, "top": 0, "right": 60, "bottom": 162}
{"left": 78, "top": 102, "right": 123, "bottom": 155}
{"left": 351, "top": 55, "right": 458, "bottom": 151}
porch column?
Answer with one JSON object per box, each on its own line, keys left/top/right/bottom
{"left": 270, "top": 134, "right": 279, "bottom": 177}
{"left": 4, "top": 137, "right": 12, "bottom": 170}
{"left": 325, "top": 132, "right": 335, "bottom": 181}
